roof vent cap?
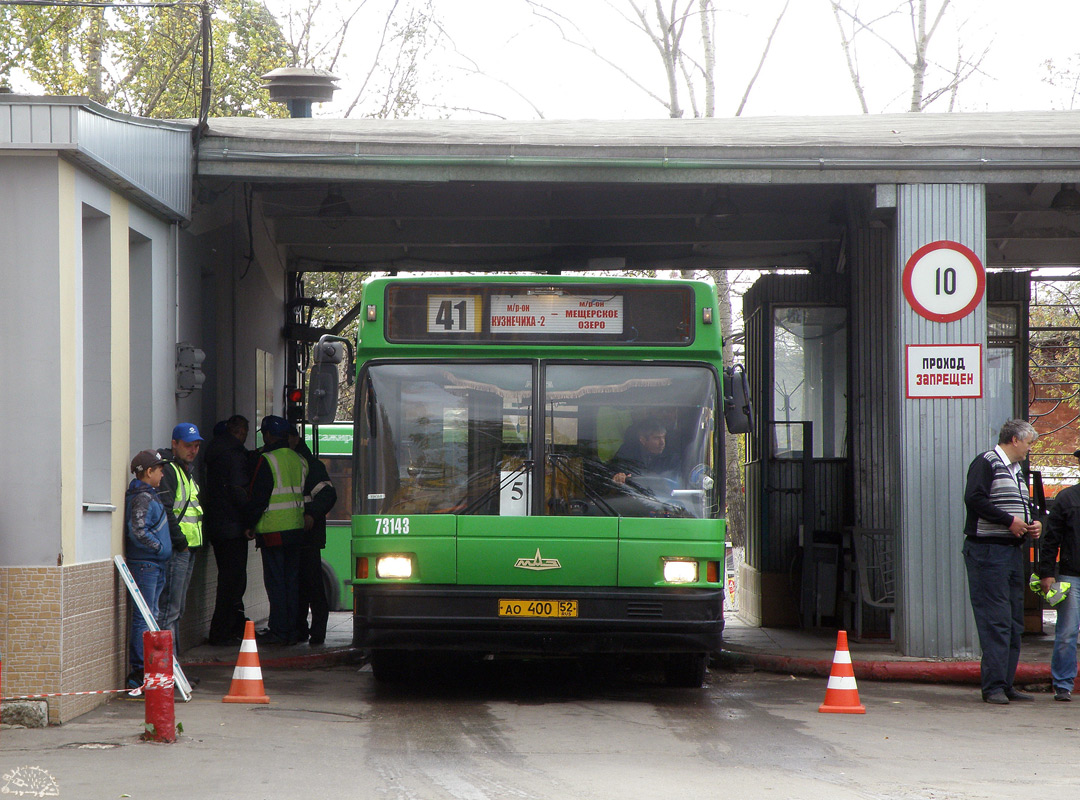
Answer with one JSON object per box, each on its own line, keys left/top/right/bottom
{"left": 260, "top": 67, "right": 339, "bottom": 118}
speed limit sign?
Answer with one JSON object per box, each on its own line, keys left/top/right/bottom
{"left": 902, "top": 240, "right": 985, "bottom": 323}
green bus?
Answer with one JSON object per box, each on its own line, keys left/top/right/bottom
{"left": 315, "top": 274, "right": 751, "bottom": 686}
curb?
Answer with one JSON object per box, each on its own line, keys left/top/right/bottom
{"left": 715, "top": 649, "right": 1053, "bottom": 685}
{"left": 183, "top": 646, "right": 366, "bottom": 671}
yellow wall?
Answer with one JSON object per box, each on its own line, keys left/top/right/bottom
{"left": 110, "top": 197, "right": 130, "bottom": 556}
{"left": 58, "top": 161, "right": 76, "bottom": 566}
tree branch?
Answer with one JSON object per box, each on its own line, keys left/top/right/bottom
{"left": 735, "top": 0, "right": 789, "bottom": 117}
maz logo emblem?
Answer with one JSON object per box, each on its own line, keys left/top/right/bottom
{"left": 514, "top": 548, "right": 561, "bottom": 571}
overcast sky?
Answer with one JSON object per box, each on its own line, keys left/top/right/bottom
{"left": 289, "top": 0, "right": 1080, "bottom": 120}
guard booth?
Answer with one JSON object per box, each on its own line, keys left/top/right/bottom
{"left": 740, "top": 259, "right": 1030, "bottom": 636}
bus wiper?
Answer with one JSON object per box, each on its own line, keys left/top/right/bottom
{"left": 462, "top": 461, "right": 534, "bottom": 515}
{"left": 548, "top": 454, "right": 618, "bottom": 517}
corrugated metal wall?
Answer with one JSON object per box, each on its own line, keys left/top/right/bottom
{"left": 896, "top": 184, "right": 986, "bottom": 658}
{"left": 851, "top": 225, "right": 898, "bottom": 531}
{"left": 0, "top": 101, "right": 191, "bottom": 220}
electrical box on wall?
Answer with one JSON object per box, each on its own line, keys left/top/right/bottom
{"left": 176, "top": 342, "right": 206, "bottom": 396}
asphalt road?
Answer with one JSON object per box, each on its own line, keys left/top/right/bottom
{"left": 1, "top": 658, "right": 1074, "bottom": 799}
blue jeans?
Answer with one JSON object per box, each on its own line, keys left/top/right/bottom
{"left": 963, "top": 539, "right": 1025, "bottom": 698}
{"left": 1052, "top": 573, "right": 1080, "bottom": 692}
{"left": 129, "top": 559, "right": 166, "bottom": 674}
{"left": 158, "top": 547, "right": 197, "bottom": 652}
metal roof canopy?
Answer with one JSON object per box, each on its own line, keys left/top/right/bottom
{"left": 191, "top": 112, "right": 1080, "bottom": 272}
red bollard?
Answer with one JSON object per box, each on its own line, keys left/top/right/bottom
{"left": 142, "top": 631, "right": 176, "bottom": 743}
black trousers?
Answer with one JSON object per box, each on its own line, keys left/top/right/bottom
{"left": 963, "top": 539, "right": 1024, "bottom": 698}
{"left": 208, "top": 536, "right": 249, "bottom": 642}
{"left": 297, "top": 544, "right": 329, "bottom": 641}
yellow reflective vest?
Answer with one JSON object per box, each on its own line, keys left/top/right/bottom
{"left": 254, "top": 447, "right": 308, "bottom": 535}
{"left": 170, "top": 462, "right": 203, "bottom": 548}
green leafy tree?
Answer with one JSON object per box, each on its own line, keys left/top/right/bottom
{"left": 0, "top": 0, "right": 289, "bottom": 118}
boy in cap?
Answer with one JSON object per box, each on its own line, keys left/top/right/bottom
{"left": 125, "top": 450, "right": 172, "bottom": 689}
{"left": 156, "top": 422, "right": 204, "bottom": 651}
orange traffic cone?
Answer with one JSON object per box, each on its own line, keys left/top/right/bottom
{"left": 818, "top": 630, "right": 865, "bottom": 714}
{"left": 223, "top": 620, "right": 270, "bottom": 704}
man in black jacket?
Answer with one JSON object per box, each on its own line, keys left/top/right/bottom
{"left": 288, "top": 426, "right": 337, "bottom": 645}
{"left": 1037, "top": 448, "right": 1080, "bottom": 701}
{"left": 204, "top": 415, "right": 251, "bottom": 646}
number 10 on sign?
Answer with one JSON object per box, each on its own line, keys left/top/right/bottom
{"left": 902, "top": 240, "right": 986, "bottom": 323}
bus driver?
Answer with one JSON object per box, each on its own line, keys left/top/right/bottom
{"left": 610, "top": 417, "right": 678, "bottom": 486}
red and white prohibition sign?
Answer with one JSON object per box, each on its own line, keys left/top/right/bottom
{"left": 902, "top": 240, "right": 986, "bottom": 323}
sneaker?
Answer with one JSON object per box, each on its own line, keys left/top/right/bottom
{"left": 1055, "top": 689, "right": 1072, "bottom": 702}
{"left": 1005, "top": 690, "right": 1034, "bottom": 702}
{"left": 125, "top": 671, "right": 144, "bottom": 690}
{"left": 983, "top": 692, "right": 1009, "bottom": 705}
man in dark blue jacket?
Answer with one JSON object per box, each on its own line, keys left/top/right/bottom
{"left": 204, "top": 415, "right": 251, "bottom": 646}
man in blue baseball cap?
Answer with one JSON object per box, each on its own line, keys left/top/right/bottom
{"left": 156, "top": 422, "right": 205, "bottom": 653}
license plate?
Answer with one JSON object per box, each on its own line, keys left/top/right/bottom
{"left": 498, "top": 599, "right": 578, "bottom": 618}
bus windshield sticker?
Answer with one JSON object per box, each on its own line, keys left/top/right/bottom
{"left": 490, "top": 293, "right": 623, "bottom": 335}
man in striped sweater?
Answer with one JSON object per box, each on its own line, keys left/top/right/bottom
{"left": 963, "top": 419, "right": 1042, "bottom": 705}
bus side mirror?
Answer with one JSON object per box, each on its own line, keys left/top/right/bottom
{"left": 308, "top": 340, "right": 344, "bottom": 424}
{"left": 723, "top": 364, "right": 754, "bottom": 435}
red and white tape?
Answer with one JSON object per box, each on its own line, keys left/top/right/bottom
{"left": 3, "top": 673, "right": 176, "bottom": 701}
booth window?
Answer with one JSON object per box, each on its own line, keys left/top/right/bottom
{"left": 986, "top": 303, "right": 1021, "bottom": 443}
{"left": 772, "top": 306, "right": 848, "bottom": 459}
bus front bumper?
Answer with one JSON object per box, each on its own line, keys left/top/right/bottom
{"left": 353, "top": 585, "right": 724, "bottom": 654}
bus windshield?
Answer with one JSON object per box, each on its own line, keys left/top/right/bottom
{"left": 358, "top": 361, "right": 719, "bottom": 519}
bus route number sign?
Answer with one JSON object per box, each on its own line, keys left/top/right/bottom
{"left": 427, "top": 295, "right": 481, "bottom": 333}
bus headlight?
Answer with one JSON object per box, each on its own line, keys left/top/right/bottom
{"left": 376, "top": 555, "right": 413, "bottom": 579}
{"left": 663, "top": 559, "right": 698, "bottom": 584}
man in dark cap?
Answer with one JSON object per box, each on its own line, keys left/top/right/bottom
{"left": 244, "top": 415, "right": 309, "bottom": 645}
{"left": 156, "top": 422, "right": 204, "bottom": 652}
{"left": 1036, "top": 447, "right": 1080, "bottom": 701}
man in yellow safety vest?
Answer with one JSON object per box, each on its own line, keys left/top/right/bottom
{"left": 244, "top": 415, "right": 309, "bottom": 645}
{"left": 156, "top": 422, "right": 204, "bottom": 652}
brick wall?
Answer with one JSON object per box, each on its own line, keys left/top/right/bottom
{"left": 0, "top": 544, "right": 268, "bottom": 724}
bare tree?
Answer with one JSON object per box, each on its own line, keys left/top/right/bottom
{"left": 828, "top": 0, "right": 990, "bottom": 113}
{"left": 277, "top": 0, "right": 441, "bottom": 119}
{"left": 525, "top": 0, "right": 790, "bottom": 119}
